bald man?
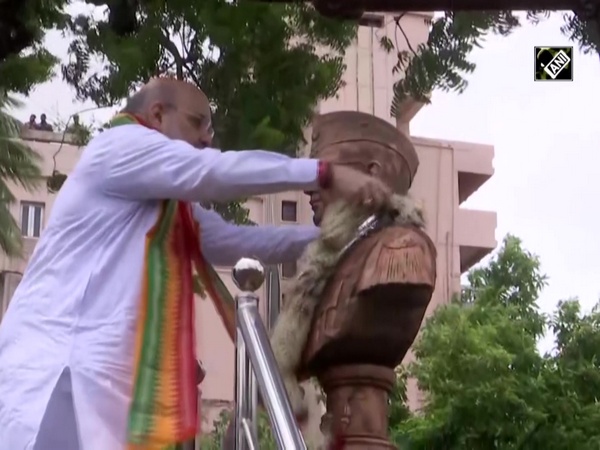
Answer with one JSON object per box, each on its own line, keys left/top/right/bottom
{"left": 0, "top": 79, "right": 391, "bottom": 450}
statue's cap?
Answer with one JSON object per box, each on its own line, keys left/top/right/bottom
{"left": 311, "top": 111, "right": 419, "bottom": 181}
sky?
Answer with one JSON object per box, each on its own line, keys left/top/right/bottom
{"left": 16, "top": 13, "right": 600, "bottom": 347}
{"left": 410, "top": 15, "right": 600, "bottom": 327}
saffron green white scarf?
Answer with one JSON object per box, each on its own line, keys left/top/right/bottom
{"left": 108, "top": 114, "right": 237, "bottom": 449}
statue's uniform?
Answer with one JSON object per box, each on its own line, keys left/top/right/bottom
{"left": 0, "top": 123, "right": 320, "bottom": 450}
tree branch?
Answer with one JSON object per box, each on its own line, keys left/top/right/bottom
{"left": 159, "top": 29, "right": 184, "bottom": 79}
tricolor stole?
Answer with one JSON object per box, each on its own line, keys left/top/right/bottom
{"left": 108, "top": 114, "right": 237, "bottom": 449}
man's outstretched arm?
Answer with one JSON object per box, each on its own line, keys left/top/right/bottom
{"left": 97, "top": 124, "right": 326, "bottom": 203}
{"left": 192, "top": 205, "right": 318, "bottom": 267}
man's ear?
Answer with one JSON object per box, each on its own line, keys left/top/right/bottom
{"left": 147, "top": 102, "right": 165, "bottom": 126}
{"left": 367, "top": 161, "right": 382, "bottom": 177}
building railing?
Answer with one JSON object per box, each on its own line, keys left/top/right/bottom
{"left": 20, "top": 128, "right": 79, "bottom": 145}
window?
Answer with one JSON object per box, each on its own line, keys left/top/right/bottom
{"left": 281, "top": 261, "right": 297, "bottom": 279}
{"left": 281, "top": 201, "right": 297, "bottom": 222}
{"left": 21, "top": 202, "right": 44, "bottom": 238}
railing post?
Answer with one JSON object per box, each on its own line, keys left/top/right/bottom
{"left": 264, "top": 265, "right": 282, "bottom": 332}
{"left": 233, "top": 259, "right": 263, "bottom": 450}
{"left": 232, "top": 258, "right": 307, "bottom": 450}
{"left": 247, "top": 363, "right": 258, "bottom": 444}
{"left": 234, "top": 329, "right": 250, "bottom": 450}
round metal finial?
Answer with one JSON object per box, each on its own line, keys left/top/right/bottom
{"left": 232, "top": 258, "right": 265, "bottom": 292}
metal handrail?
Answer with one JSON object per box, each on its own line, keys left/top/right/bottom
{"left": 230, "top": 214, "right": 384, "bottom": 449}
{"left": 232, "top": 258, "right": 307, "bottom": 450}
{"left": 264, "top": 265, "right": 281, "bottom": 332}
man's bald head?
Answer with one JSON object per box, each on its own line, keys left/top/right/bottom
{"left": 122, "top": 78, "right": 214, "bottom": 148}
{"left": 122, "top": 83, "right": 172, "bottom": 114}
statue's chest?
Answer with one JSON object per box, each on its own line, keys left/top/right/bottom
{"left": 300, "top": 236, "right": 377, "bottom": 371}
{"left": 300, "top": 226, "right": 437, "bottom": 374}
{"left": 317, "top": 237, "right": 375, "bottom": 324}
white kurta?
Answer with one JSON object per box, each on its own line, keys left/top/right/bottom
{"left": 0, "top": 124, "right": 320, "bottom": 450}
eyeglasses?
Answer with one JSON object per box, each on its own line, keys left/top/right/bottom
{"left": 171, "top": 105, "right": 214, "bottom": 138}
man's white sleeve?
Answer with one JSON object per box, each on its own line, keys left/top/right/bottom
{"left": 98, "top": 124, "right": 319, "bottom": 203}
{"left": 192, "top": 205, "right": 318, "bottom": 266}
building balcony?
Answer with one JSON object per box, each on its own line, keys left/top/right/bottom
{"left": 395, "top": 96, "right": 428, "bottom": 125}
{"left": 20, "top": 128, "right": 78, "bottom": 144}
{"left": 409, "top": 137, "right": 493, "bottom": 206}
{"left": 451, "top": 140, "right": 494, "bottom": 204}
{"left": 18, "top": 129, "right": 82, "bottom": 176}
{"left": 455, "top": 208, "right": 497, "bottom": 272}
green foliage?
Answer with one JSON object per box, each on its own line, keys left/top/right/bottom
{"left": 389, "top": 367, "right": 411, "bottom": 428}
{"left": 0, "top": 0, "right": 68, "bottom": 93}
{"left": 388, "top": 235, "right": 600, "bottom": 449}
{"left": 63, "top": 1, "right": 355, "bottom": 155}
{"left": 53, "top": 114, "right": 97, "bottom": 147}
{"left": 0, "top": 49, "right": 59, "bottom": 95}
{"left": 211, "top": 201, "right": 253, "bottom": 226}
{"left": 390, "top": 11, "right": 599, "bottom": 115}
{"left": 461, "top": 235, "right": 547, "bottom": 337}
{"left": 70, "top": 123, "right": 93, "bottom": 147}
{"left": 0, "top": 0, "right": 68, "bottom": 256}
{"left": 198, "top": 408, "right": 276, "bottom": 449}
{"left": 62, "top": 0, "right": 355, "bottom": 223}
{"left": 0, "top": 93, "right": 43, "bottom": 256}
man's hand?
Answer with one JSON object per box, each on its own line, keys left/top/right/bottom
{"left": 329, "top": 164, "right": 392, "bottom": 211}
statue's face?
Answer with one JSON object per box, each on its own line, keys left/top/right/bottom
{"left": 306, "top": 146, "right": 370, "bottom": 226}
{"left": 306, "top": 189, "right": 325, "bottom": 226}
{"left": 306, "top": 113, "right": 416, "bottom": 226}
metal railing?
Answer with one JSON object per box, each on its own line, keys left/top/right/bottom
{"left": 264, "top": 265, "right": 281, "bottom": 333}
{"left": 231, "top": 258, "right": 307, "bottom": 450}
{"left": 230, "top": 214, "right": 385, "bottom": 449}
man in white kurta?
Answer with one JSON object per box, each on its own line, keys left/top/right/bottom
{"left": 0, "top": 79, "right": 391, "bottom": 450}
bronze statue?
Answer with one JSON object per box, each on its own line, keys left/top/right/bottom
{"left": 270, "top": 110, "right": 437, "bottom": 449}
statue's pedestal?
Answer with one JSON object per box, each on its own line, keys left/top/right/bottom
{"left": 319, "top": 364, "right": 397, "bottom": 450}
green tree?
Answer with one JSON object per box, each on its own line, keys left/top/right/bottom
{"left": 0, "top": 94, "right": 44, "bottom": 256}
{"left": 0, "top": 0, "right": 67, "bottom": 95}
{"left": 388, "top": 10, "right": 599, "bottom": 114}
{"left": 62, "top": 1, "right": 355, "bottom": 222}
{"left": 62, "top": 2, "right": 600, "bottom": 125}
{"left": 0, "top": 0, "right": 68, "bottom": 256}
{"left": 389, "top": 235, "right": 600, "bottom": 449}
{"left": 0, "top": 0, "right": 67, "bottom": 64}
{"left": 198, "top": 409, "right": 276, "bottom": 449}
